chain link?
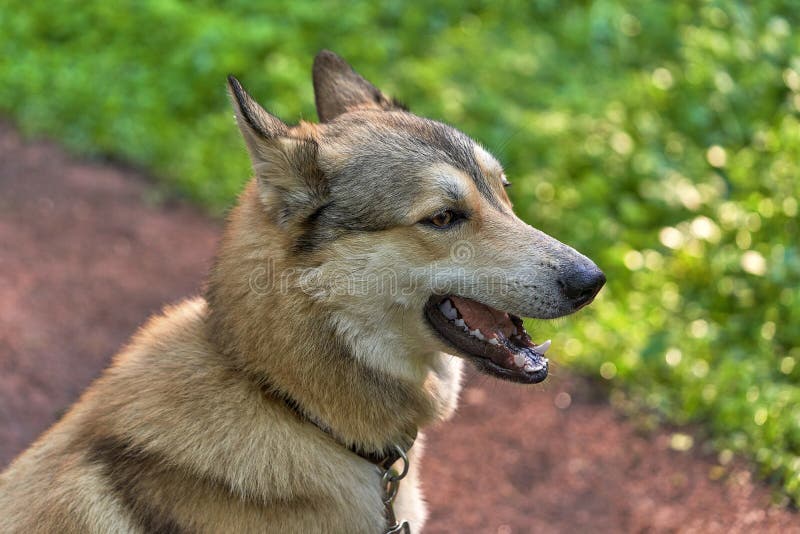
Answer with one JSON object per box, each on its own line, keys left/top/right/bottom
{"left": 380, "top": 444, "right": 411, "bottom": 534}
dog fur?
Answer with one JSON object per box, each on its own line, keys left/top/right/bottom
{"left": 0, "top": 50, "right": 603, "bottom": 533}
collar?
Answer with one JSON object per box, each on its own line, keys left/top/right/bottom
{"left": 262, "top": 380, "right": 417, "bottom": 467}
{"left": 260, "top": 378, "right": 415, "bottom": 533}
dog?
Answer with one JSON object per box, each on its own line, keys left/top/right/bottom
{"left": 0, "top": 50, "right": 604, "bottom": 533}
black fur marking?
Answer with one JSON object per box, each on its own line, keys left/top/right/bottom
{"left": 227, "top": 75, "right": 286, "bottom": 139}
{"left": 228, "top": 75, "right": 265, "bottom": 137}
{"left": 425, "top": 126, "right": 499, "bottom": 209}
{"left": 87, "top": 437, "right": 186, "bottom": 534}
{"left": 306, "top": 200, "right": 333, "bottom": 225}
{"left": 388, "top": 98, "right": 409, "bottom": 112}
{"left": 439, "top": 180, "right": 467, "bottom": 203}
{"left": 293, "top": 200, "right": 334, "bottom": 253}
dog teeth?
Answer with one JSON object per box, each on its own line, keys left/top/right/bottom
{"left": 534, "top": 339, "right": 552, "bottom": 354}
{"left": 524, "top": 361, "right": 543, "bottom": 373}
{"left": 513, "top": 354, "right": 526, "bottom": 367}
{"left": 454, "top": 318, "right": 465, "bottom": 328}
{"left": 440, "top": 299, "right": 458, "bottom": 320}
{"left": 488, "top": 337, "right": 500, "bottom": 345}
{"left": 470, "top": 329, "right": 485, "bottom": 340}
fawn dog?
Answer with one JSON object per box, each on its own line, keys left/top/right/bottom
{"left": 0, "top": 50, "right": 604, "bottom": 533}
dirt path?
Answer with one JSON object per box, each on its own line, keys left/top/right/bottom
{"left": 0, "top": 122, "right": 796, "bottom": 532}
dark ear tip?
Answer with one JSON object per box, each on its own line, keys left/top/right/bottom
{"left": 226, "top": 75, "right": 250, "bottom": 112}
{"left": 315, "top": 49, "right": 340, "bottom": 61}
{"left": 227, "top": 75, "right": 243, "bottom": 94}
{"left": 313, "top": 49, "right": 347, "bottom": 72}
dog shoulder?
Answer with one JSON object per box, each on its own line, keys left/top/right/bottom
{"left": 2, "top": 297, "right": 387, "bottom": 532}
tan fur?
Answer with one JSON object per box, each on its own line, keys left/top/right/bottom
{"left": 1, "top": 50, "right": 602, "bottom": 533}
{"left": 1, "top": 294, "right": 451, "bottom": 532}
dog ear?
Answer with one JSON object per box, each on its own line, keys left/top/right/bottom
{"left": 227, "top": 75, "right": 326, "bottom": 226}
{"left": 312, "top": 50, "right": 406, "bottom": 122}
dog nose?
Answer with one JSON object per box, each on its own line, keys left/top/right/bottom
{"left": 559, "top": 264, "right": 606, "bottom": 308}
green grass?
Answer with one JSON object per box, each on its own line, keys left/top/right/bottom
{"left": 2, "top": 0, "right": 800, "bottom": 503}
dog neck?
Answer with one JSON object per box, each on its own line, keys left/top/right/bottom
{"left": 205, "top": 181, "right": 446, "bottom": 454}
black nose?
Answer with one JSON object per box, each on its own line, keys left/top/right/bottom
{"left": 559, "top": 264, "right": 606, "bottom": 308}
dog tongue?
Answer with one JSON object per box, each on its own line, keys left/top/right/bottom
{"left": 449, "top": 296, "right": 516, "bottom": 338}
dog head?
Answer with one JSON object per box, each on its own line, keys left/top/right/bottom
{"left": 226, "top": 50, "right": 604, "bottom": 385}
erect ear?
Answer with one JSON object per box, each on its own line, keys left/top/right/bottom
{"left": 227, "top": 75, "right": 326, "bottom": 226}
{"left": 312, "top": 50, "right": 407, "bottom": 122}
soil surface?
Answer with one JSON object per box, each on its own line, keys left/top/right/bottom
{"left": 1, "top": 121, "right": 797, "bottom": 532}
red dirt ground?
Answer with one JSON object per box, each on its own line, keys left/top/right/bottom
{"left": 1, "top": 121, "right": 797, "bottom": 532}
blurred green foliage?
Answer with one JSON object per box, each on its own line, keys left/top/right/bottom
{"left": 2, "top": 0, "right": 799, "bottom": 502}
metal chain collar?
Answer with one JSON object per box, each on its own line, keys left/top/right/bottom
{"left": 261, "top": 378, "right": 416, "bottom": 532}
{"left": 379, "top": 444, "right": 411, "bottom": 534}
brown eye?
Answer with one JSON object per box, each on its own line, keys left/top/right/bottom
{"left": 427, "top": 209, "right": 463, "bottom": 229}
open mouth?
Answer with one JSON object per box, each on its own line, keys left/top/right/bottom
{"left": 424, "top": 295, "right": 550, "bottom": 384}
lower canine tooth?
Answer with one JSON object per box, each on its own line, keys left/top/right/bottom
{"left": 440, "top": 300, "right": 458, "bottom": 320}
{"left": 454, "top": 319, "right": 465, "bottom": 328}
{"left": 488, "top": 338, "right": 499, "bottom": 345}
{"left": 513, "top": 354, "right": 526, "bottom": 367}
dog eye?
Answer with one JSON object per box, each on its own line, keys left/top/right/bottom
{"left": 427, "top": 210, "right": 463, "bottom": 229}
